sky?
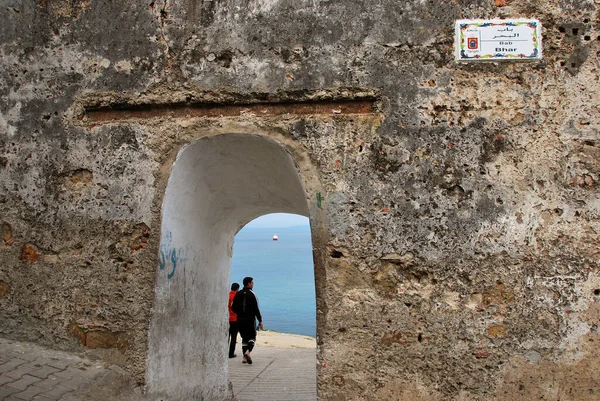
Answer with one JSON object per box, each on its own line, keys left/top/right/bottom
{"left": 244, "top": 213, "right": 309, "bottom": 228}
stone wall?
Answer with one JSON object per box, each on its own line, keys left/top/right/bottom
{"left": 1, "top": 0, "right": 600, "bottom": 399}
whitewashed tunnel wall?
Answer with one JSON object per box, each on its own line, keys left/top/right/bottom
{"left": 146, "top": 134, "right": 309, "bottom": 400}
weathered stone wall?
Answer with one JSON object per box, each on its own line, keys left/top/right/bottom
{"left": 1, "top": 0, "right": 600, "bottom": 399}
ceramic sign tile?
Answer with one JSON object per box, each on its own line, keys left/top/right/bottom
{"left": 455, "top": 19, "right": 542, "bottom": 61}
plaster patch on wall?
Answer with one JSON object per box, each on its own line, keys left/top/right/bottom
{"left": 248, "top": 0, "right": 284, "bottom": 14}
{"left": 417, "top": 70, "right": 534, "bottom": 127}
{"left": 556, "top": 272, "right": 600, "bottom": 361}
{"left": 114, "top": 60, "right": 133, "bottom": 74}
{"left": 52, "top": 125, "right": 157, "bottom": 226}
{"left": 0, "top": 102, "right": 21, "bottom": 137}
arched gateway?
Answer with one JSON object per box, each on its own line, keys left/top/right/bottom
{"left": 146, "top": 133, "right": 323, "bottom": 400}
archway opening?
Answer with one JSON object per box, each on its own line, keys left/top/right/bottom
{"left": 228, "top": 213, "right": 316, "bottom": 399}
{"left": 146, "top": 134, "right": 312, "bottom": 400}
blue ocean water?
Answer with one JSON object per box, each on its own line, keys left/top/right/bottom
{"left": 230, "top": 225, "right": 316, "bottom": 337}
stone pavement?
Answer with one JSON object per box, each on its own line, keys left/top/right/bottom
{"left": 228, "top": 347, "right": 317, "bottom": 401}
{"left": 0, "top": 337, "right": 316, "bottom": 401}
{"left": 0, "top": 337, "right": 142, "bottom": 401}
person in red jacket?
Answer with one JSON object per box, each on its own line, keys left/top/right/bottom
{"left": 228, "top": 282, "right": 240, "bottom": 358}
{"left": 231, "top": 277, "right": 263, "bottom": 364}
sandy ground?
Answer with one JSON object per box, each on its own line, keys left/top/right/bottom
{"left": 255, "top": 331, "right": 316, "bottom": 349}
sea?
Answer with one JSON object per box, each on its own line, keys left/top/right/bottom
{"left": 230, "top": 225, "right": 316, "bottom": 337}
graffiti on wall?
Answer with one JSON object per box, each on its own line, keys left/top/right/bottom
{"left": 159, "top": 231, "right": 187, "bottom": 279}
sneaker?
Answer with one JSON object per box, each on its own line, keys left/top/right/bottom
{"left": 245, "top": 353, "right": 252, "bottom": 365}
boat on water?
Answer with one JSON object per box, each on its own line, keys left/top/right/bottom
{"left": 272, "top": 235, "right": 278, "bottom": 241}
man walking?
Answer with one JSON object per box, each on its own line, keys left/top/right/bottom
{"left": 228, "top": 282, "right": 240, "bottom": 358}
{"left": 231, "top": 277, "right": 263, "bottom": 364}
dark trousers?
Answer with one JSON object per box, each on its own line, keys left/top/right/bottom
{"left": 238, "top": 319, "right": 257, "bottom": 354}
{"left": 228, "top": 321, "right": 238, "bottom": 357}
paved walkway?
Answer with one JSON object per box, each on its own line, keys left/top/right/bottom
{"left": 0, "top": 337, "right": 316, "bottom": 401}
{"left": 228, "top": 347, "right": 316, "bottom": 401}
{"left": 0, "top": 337, "right": 142, "bottom": 401}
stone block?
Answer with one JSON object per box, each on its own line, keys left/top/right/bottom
{"left": 15, "top": 353, "right": 40, "bottom": 362}
{"left": 85, "top": 330, "right": 128, "bottom": 353}
{"left": 8, "top": 374, "right": 42, "bottom": 390}
{"left": 46, "top": 358, "right": 76, "bottom": 370}
{"left": 0, "top": 386, "right": 20, "bottom": 399}
{"left": 63, "top": 169, "right": 93, "bottom": 191}
{"left": 5, "top": 363, "right": 37, "bottom": 379}
{"left": 0, "top": 359, "right": 28, "bottom": 374}
{"left": 38, "top": 385, "right": 73, "bottom": 399}
{"left": 0, "top": 280, "right": 8, "bottom": 297}
{"left": 59, "top": 375, "right": 89, "bottom": 390}
{"left": 10, "top": 385, "right": 46, "bottom": 400}
{"left": 67, "top": 324, "right": 86, "bottom": 346}
{"left": 2, "top": 222, "right": 13, "bottom": 245}
{"left": 487, "top": 325, "right": 508, "bottom": 337}
{"left": 34, "top": 376, "right": 61, "bottom": 390}
{"left": 51, "top": 367, "right": 83, "bottom": 380}
{"left": 28, "top": 365, "right": 60, "bottom": 379}
{"left": 20, "top": 244, "right": 40, "bottom": 263}
{"left": 31, "top": 396, "right": 55, "bottom": 401}
{"left": 0, "top": 374, "right": 17, "bottom": 386}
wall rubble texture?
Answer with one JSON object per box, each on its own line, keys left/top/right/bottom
{"left": 1, "top": 0, "right": 600, "bottom": 399}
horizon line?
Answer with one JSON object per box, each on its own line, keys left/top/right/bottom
{"left": 243, "top": 224, "right": 310, "bottom": 229}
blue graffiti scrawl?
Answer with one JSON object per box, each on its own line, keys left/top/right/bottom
{"left": 159, "top": 231, "right": 187, "bottom": 279}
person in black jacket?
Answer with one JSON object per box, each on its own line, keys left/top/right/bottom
{"left": 231, "top": 276, "right": 263, "bottom": 364}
